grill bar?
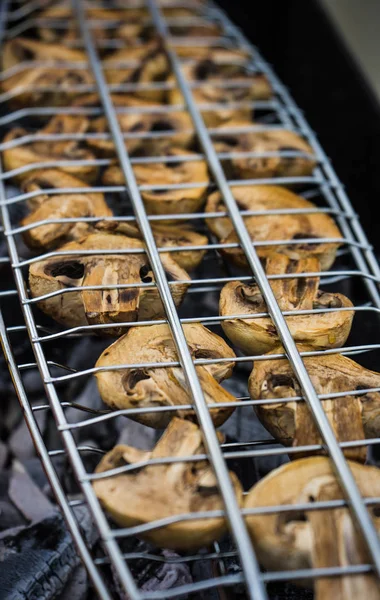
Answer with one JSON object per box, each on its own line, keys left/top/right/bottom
{"left": 73, "top": 2, "right": 266, "bottom": 599}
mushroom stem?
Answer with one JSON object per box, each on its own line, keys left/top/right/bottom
{"left": 307, "top": 488, "right": 379, "bottom": 599}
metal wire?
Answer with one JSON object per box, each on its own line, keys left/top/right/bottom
{"left": 1, "top": 0, "right": 380, "bottom": 599}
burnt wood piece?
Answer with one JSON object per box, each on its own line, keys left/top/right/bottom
{"left": 0, "top": 514, "right": 79, "bottom": 600}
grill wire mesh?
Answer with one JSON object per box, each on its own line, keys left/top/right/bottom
{"left": 1, "top": 0, "right": 380, "bottom": 599}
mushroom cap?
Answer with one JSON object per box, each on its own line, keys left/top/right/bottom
{"left": 97, "top": 220, "right": 208, "bottom": 271}
{"left": 206, "top": 185, "right": 342, "bottom": 270}
{"left": 2, "top": 39, "right": 92, "bottom": 108}
{"left": 3, "top": 115, "right": 97, "bottom": 183}
{"left": 29, "top": 232, "right": 190, "bottom": 335}
{"left": 88, "top": 110, "right": 193, "bottom": 157}
{"left": 212, "top": 121, "right": 315, "bottom": 179}
{"left": 244, "top": 457, "right": 380, "bottom": 596}
{"left": 169, "top": 65, "right": 271, "bottom": 127}
{"left": 220, "top": 254, "right": 353, "bottom": 354}
{"left": 21, "top": 170, "right": 112, "bottom": 250}
{"left": 94, "top": 418, "right": 243, "bottom": 550}
{"left": 249, "top": 345, "right": 380, "bottom": 462}
{"left": 103, "top": 147, "right": 209, "bottom": 216}
{"left": 104, "top": 43, "right": 171, "bottom": 103}
{"left": 95, "top": 323, "right": 237, "bottom": 428}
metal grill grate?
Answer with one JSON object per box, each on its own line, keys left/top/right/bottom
{"left": 1, "top": 0, "right": 380, "bottom": 599}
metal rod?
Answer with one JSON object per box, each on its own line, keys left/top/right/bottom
{"left": 73, "top": 2, "right": 266, "bottom": 599}
{"left": 148, "top": 0, "right": 380, "bottom": 583}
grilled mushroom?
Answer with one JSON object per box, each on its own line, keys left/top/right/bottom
{"left": 37, "top": 8, "right": 148, "bottom": 42}
{"left": 3, "top": 115, "right": 97, "bottom": 183}
{"left": 94, "top": 418, "right": 242, "bottom": 550}
{"left": 104, "top": 43, "right": 171, "bottom": 103}
{"left": 206, "top": 185, "right": 342, "bottom": 270}
{"left": 220, "top": 254, "right": 353, "bottom": 354}
{"left": 87, "top": 108, "right": 193, "bottom": 157}
{"left": 249, "top": 346, "right": 380, "bottom": 462}
{"left": 20, "top": 170, "right": 112, "bottom": 250}
{"left": 169, "top": 22, "right": 222, "bottom": 38}
{"left": 245, "top": 457, "right": 380, "bottom": 599}
{"left": 2, "top": 39, "right": 92, "bottom": 107}
{"left": 95, "top": 323, "right": 237, "bottom": 427}
{"left": 97, "top": 220, "right": 208, "bottom": 271}
{"left": 103, "top": 147, "right": 209, "bottom": 217}
{"left": 29, "top": 232, "right": 190, "bottom": 335}
{"left": 173, "top": 46, "right": 250, "bottom": 61}
{"left": 169, "top": 62, "right": 271, "bottom": 127}
{"left": 213, "top": 120, "right": 315, "bottom": 179}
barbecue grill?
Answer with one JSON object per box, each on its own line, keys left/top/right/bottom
{"left": 1, "top": 0, "right": 380, "bottom": 599}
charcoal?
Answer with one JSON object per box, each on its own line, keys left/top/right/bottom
{"left": 9, "top": 408, "right": 47, "bottom": 461}
{"left": 267, "top": 582, "right": 313, "bottom": 600}
{"left": 0, "top": 441, "right": 9, "bottom": 471}
{"left": 8, "top": 466, "right": 55, "bottom": 522}
{"left": 116, "top": 419, "right": 157, "bottom": 450}
{"left": 0, "top": 500, "right": 26, "bottom": 531}
{"left": 21, "top": 457, "right": 49, "bottom": 490}
{"left": 57, "top": 566, "right": 88, "bottom": 600}
{"left": 0, "top": 513, "right": 79, "bottom": 600}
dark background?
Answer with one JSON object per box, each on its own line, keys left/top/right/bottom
{"left": 217, "top": 0, "right": 380, "bottom": 252}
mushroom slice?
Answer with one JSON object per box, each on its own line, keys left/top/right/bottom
{"left": 220, "top": 254, "right": 353, "bottom": 354}
{"left": 97, "top": 220, "right": 208, "bottom": 271}
{"left": 245, "top": 457, "right": 380, "bottom": 599}
{"left": 95, "top": 323, "right": 237, "bottom": 427}
{"left": 206, "top": 185, "right": 342, "bottom": 270}
{"left": 172, "top": 45, "right": 250, "bottom": 62}
{"left": 169, "top": 22, "right": 222, "bottom": 37}
{"left": 249, "top": 345, "right": 380, "bottom": 462}
{"left": 103, "top": 147, "right": 209, "bottom": 217}
{"left": 3, "top": 115, "right": 97, "bottom": 184}
{"left": 2, "top": 39, "right": 92, "bottom": 107}
{"left": 29, "top": 232, "right": 190, "bottom": 335}
{"left": 87, "top": 109, "right": 193, "bottom": 157}
{"left": 169, "top": 62, "right": 271, "bottom": 127}
{"left": 212, "top": 120, "right": 315, "bottom": 179}
{"left": 94, "top": 418, "right": 242, "bottom": 549}
{"left": 20, "top": 170, "right": 112, "bottom": 250}
{"left": 104, "top": 43, "right": 171, "bottom": 103}
{"left": 38, "top": 8, "right": 147, "bottom": 42}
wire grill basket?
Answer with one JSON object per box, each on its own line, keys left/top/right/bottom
{"left": 1, "top": 1, "right": 380, "bottom": 599}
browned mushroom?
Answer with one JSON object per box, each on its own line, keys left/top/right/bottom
{"left": 172, "top": 46, "right": 250, "bottom": 62}
{"left": 97, "top": 220, "right": 208, "bottom": 271}
{"left": 206, "top": 185, "right": 342, "bottom": 270}
{"left": 249, "top": 346, "right": 380, "bottom": 462}
{"left": 169, "top": 21, "right": 222, "bottom": 38}
{"left": 104, "top": 43, "right": 171, "bottom": 103}
{"left": 37, "top": 7, "right": 148, "bottom": 43}
{"left": 87, "top": 108, "right": 193, "bottom": 157}
{"left": 103, "top": 147, "right": 209, "bottom": 217}
{"left": 220, "top": 254, "right": 353, "bottom": 354}
{"left": 20, "top": 170, "right": 112, "bottom": 250}
{"left": 212, "top": 120, "right": 315, "bottom": 179}
{"left": 3, "top": 114, "right": 97, "bottom": 184}
{"left": 169, "top": 62, "right": 271, "bottom": 127}
{"left": 245, "top": 457, "right": 380, "bottom": 599}
{"left": 94, "top": 417, "right": 242, "bottom": 550}
{"left": 2, "top": 39, "right": 92, "bottom": 107}
{"left": 29, "top": 232, "right": 190, "bottom": 335}
{"left": 95, "top": 323, "right": 237, "bottom": 427}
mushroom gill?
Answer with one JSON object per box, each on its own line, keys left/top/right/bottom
{"left": 2, "top": 39, "right": 93, "bottom": 108}
{"left": 95, "top": 323, "right": 237, "bottom": 427}
{"left": 212, "top": 120, "right": 316, "bottom": 179}
{"left": 249, "top": 345, "right": 380, "bottom": 462}
{"left": 103, "top": 147, "right": 209, "bottom": 217}
{"left": 206, "top": 185, "right": 342, "bottom": 270}
{"left": 245, "top": 457, "right": 380, "bottom": 600}
{"left": 29, "top": 232, "right": 190, "bottom": 335}
{"left": 94, "top": 418, "right": 243, "bottom": 550}
{"left": 20, "top": 170, "right": 112, "bottom": 250}
{"left": 3, "top": 114, "right": 97, "bottom": 183}
{"left": 220, "top": 254, "right": 353, "bottom": 354}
